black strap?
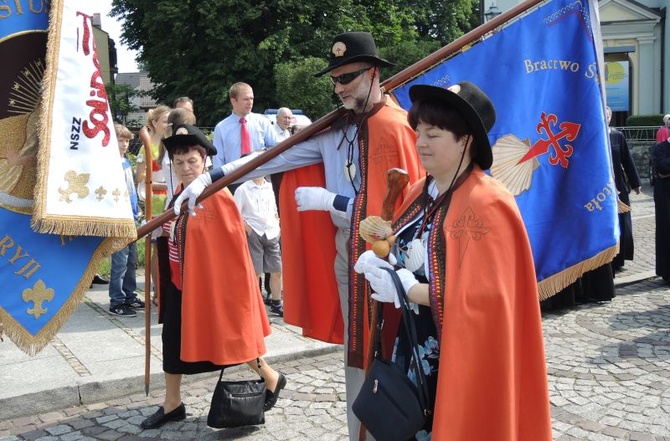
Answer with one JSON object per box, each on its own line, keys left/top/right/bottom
{"left": 217, "top": 358, "right": 263, "bottom": 382}
{"left": 377, "top": 267, "right": 431, "bottom": 416}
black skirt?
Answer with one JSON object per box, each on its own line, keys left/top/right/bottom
{"left": 162, "top": 282, "right": 229, "bottom": 375}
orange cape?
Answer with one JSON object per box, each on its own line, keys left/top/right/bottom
{"left": 279, "top": 97, "right": 423, "bottom": 368}
{"left": 394, "top": 168, "right": 552, "bottom": 440}
{"left": 166, "top": 190, "right": 271, "bottom": 365}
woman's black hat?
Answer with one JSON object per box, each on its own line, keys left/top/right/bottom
{"left": 163, "top": 124, "right": 217, "bottom": 156}
{"left": 409, "top": 82, "right": 496, "bottom": 169}
{"left": 314, "top": 32, "right": 394, "bottom": 77}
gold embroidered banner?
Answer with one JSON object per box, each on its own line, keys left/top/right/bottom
{"left": 0, "top": 0, "right": 136, "bottom": 355}
{"left": 34, "top": 0, "right": 136, "bottom": 239}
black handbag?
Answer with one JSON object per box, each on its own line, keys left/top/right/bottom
{"left": 353, "top": 268, "right": 431, "bottom": 441}
{"left": 207, "top": 360, "right": 266, "bottom": 428}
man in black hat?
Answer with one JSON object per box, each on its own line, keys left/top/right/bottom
{"left": 173, "top": 32, "right": 423, "bottom": 440}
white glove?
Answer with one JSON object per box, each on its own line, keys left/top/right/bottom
{"left": 354, "top": 251, "right": 419, "bottom": 309}
{"left": 353, "top": 251, "right": 398, "bottom": 308}
{"left": 295, "top": 187, "right": 336, "bottom": 212}
{"left": 369, "top": 268, "right": 420, "bottom": 309}
{"left": 173, "top": 172, "right": 212, "bottom": 216}
{"left": 363, "top": 265, "right": 401, "bottom": 308}
{"left": 354, "top": 250, "right": 396, "bottom": 274}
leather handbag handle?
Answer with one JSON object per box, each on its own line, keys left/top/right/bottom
{"left": 376, "top": 268, "right": 431, "bottom": 416}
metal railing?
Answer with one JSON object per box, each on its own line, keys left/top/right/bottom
{"left": 614, "top": 126, "right": 659, "bottom": 142}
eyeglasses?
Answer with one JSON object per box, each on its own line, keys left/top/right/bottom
{"left": 329, "top": 67, "right": 372, "bottom": 85}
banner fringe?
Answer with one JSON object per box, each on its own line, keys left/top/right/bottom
{"left": 537, "top": 244, "right": 619, "bottom": 301}
{"left": 32, "top": 0, "right": 61, "bottom": 230}
{"left": 31, "top": 217, "right": 137, "bottom": 242}
{"left": 0, "top": 236, "right": 118, "bottom": 355}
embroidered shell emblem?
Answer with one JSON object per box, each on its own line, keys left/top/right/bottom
{"left": 359, "top": 215, "right": 393, "bottom": 242}
{"left": 490, "top": 134, "right": 539, "bottom": 196}
{"left": 404, "top": 238, "right": 425, "bottom": 273}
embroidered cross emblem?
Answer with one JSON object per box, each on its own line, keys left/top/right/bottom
{"left": 517, "top": 112, "right": 581, "bottom": 168}
{"left": 446, "top": 206, "right": 488, "bottom": 265}
{"left": 370, "top": 142, "right": 399, "bottom": 167}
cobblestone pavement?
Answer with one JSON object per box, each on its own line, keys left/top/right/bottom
{"left": 2, "top": 279, "right": 670, "bottom": 441}
{"left": 0, "top": 351, "right": 350, "bottom": 441}
{"left": 546, "top": 279, "right": 670, "bottom": 441}
{"left": 1, "top": 185, "right": 667, "bottom": 441}
{"left": 626, "top": 186, "right": 655, "bottom": 278}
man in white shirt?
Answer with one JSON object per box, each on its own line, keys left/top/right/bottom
{"left": 273, "top": 107, "right": 293, "bottom": 140}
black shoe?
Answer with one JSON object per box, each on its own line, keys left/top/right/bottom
{"left": 269, "top": 300, "right": 284, "bottom": 317}
{"left": 263, "top": 293, "right": 272, "bottom": 305}
{"left": 126, "top": 298, "right": 145, "bottom": 309}
{"left": 92, "top": 274, "right": 109, "bottom": 285}
{"left": 264, "top": 373, "right": 286, "bottom": 412}
{"left": 140, "top": 403, "right": 186, "bottom": 429}
{"left": 109, "top": 305, "right": 137, "bottom": 317}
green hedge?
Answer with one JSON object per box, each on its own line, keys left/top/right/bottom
{"left": 626, "top": 114, "right": 666, "bottom": 126}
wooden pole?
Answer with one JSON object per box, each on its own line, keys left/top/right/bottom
{"left": 138, "top": 126, "right": 153, "bottom": 397}
{"left": 380, "top": 0, "right": 545, "bottom": 93}
{"left": 135, "top": 0, "right": 544, "bottom": 240}
{"left": 136, "top": 109, "right": 343, "bottom": 238}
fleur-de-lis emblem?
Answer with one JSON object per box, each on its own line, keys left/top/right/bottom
{"left": 22, "top": 280, "right": 55, "bottom": 319}
{"left": 58, "top": 170, "right": 90, "bottom": 203}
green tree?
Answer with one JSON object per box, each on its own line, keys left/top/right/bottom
{"left": 274, "top": 57, "right": 335, "bottom": 121}
{"left": 111, "top": 0, "right": 480, "bottom": 126}
{"left": 105, "top": 82, "right": 143, "bottom": 125}
{"left": 409, "top": 0, "right": 481, "bottom": 44}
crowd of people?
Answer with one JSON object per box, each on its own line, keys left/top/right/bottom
{"left": 161, "top": 31, "right": 553, "bottom": 440}
{"left": 107, "top": 81, "right": 299, "bottom": 428}
{"left": 103, "top": 29, "right": 670, "bottom": 440}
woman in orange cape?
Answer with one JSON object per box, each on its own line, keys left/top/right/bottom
{"left": 140, "top": 124, "right": 286, "bottom": 430}
{"left": 355, "top": 83, "right": 552, "bottom": 439}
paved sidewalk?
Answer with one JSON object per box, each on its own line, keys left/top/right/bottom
{"left": 0, "top": 280, "right": 339, "bottom": 422}
{"left": 0, "top": 184, "right": 664, "bottom": 440}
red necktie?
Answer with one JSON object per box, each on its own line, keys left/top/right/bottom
{"left": 240, "top": 117, "right": 251, "bottom": 156}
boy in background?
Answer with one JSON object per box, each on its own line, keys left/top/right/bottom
{"left": 109, "top": 123, "right": 144, "bottom": 317}
{"left": 234, "top": 176, "right": 284, "bottom": 317}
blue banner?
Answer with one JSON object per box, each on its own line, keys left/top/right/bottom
{"left": 0, "top": 2, "right": 50, "bottom": 40}
{"left": 392, "top": 0, "right": 618, "bottom": 298}
{"left": 0, "top": 210, "right": 103, "bottom": 336}
{"left": 0, "top": 2, "right": 124, "bottom": 355}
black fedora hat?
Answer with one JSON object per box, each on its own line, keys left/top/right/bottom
{"left": 409, "top": 82, "right": 496, "bottom": 170}
{"left": 163, "top": 124, "right": 217, "bottom": 156}
{"left": 314, "top": 32, "right": 394, "bottom": 77}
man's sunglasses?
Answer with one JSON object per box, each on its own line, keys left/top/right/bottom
{"left": 329, "top": 67, "right": 372, "bottom": 85}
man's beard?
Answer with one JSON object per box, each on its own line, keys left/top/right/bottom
{"left": 340, "top": 93, "right": 370, "bottom": 114}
